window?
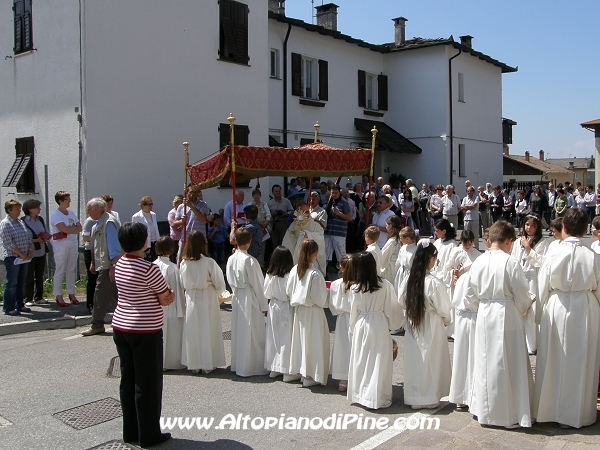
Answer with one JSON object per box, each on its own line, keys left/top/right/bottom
{"left": 219, "top": 123, "right": 250, "bottom": 187}
{"left": 291, "top": 53, "right": 328, "bottom": 101}
{"left": 358, "top": 71, "right": 388, "bottom": 110}
{"left": 458, "top": 72, "right": 465, "bottom": 102}
{"left": 270, "top": 48, "right": 279, "bottom": 78}
{"left": 219, "top": 0, "right": 249, "bottom": 64}
{"left": 2, "top": 136, "right": 35, "bottom": 192}
{"left": 458, "top": 144, "right": 466, "bottom": 177}
{"left": 13, "top": 0, "right": 33, "bottom": 54}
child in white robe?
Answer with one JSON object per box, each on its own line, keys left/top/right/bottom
{"left": 179, "top": 231, "right": 226, "bottom": 374}
{"left": 364, "top": 225, "right": 383, "bottom": 272}
{"left": 329, "top": 254, "right": 355, "bottom": 392}
{"left": 510, "top": 214, "right": 551, "bottom": 354}
{"left": 433, "top": 219, "right": 457, "bottom": 337}
{"left": 379, "top": 215, "right": 402, "bottom": 284}
{"left": 263, "top": 246, "right": 294, "bottom": 379}
{"left": 535, "top": 209, "right": 600, "bottom": 429}
{"left": 393, "top": 226, "right": 418, "bottom": 335}
{"left": 153, "top": 237, "right": 185, "bottom": 370}
{"left": 287, "top": 239, "right": 330, "bottom": 387}
{"left": 467, "top": 220, "right": 534, "bottom": 429}
{"left": 448, "top": 230, "right": 485, "bottom": 409}
{"left": 399, "top": 239, "right": 452, "bottom": 410}
{"left": 348, "top": 251, "right": 402, "bottom": 409}
{"left": 226, "top": 227, "right": 269, "bottom": 377}
{"left": 591, "top": 216, "right": 600, "bottom": 254}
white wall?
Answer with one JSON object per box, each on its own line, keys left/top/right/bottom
{"left": 0, "top": 0, "right": 81, "bottom": 220}
{"left": 82, "top": 0, "right": 270, "bottom": 221}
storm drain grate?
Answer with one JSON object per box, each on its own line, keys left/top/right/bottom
{"left": 222, "top": 330, "right": 231, "bottom": 340}
{"left": 107, "top": 356, "right": 121, "bottom": 378}
{"left": 86, "top": 440, "right": 141, "bottom": 450}
{"left": 53, "top": 397, "right": 122, "bottom": 430}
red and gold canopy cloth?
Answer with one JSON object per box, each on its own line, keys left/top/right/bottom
{"left": 188, "top": 143, "right": 373, "bottom": 190}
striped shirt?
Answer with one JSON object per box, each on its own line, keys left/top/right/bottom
{"left": 112, "top": 254, "right": 169, "bottom": 333}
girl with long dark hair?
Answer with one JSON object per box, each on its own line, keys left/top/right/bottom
{"left": 510, "top": 213, "right": 550, "bottom": 355}
{"left": 399, "top": 240, "right": 451, "bottom": 409}
{"left": 347, "top": 252, "right": 402, "bottom": 409}
{"left": 264, "top": 246, "right": 295, "bottom": 379}
{"left": 380, "top": 215, "right": 402, "bottom": 283}
{"left": 287, "top": 240, "right": 329, "bottom": 387}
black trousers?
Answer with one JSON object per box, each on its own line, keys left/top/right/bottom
{"left": 84, "top": 250, "right": 98, "bottom": 309}
{"left": 25, "top": 255, "right": 46, "bottom": 302}
{"left": 113, "top": 329, "right": 164, "bottom": 446}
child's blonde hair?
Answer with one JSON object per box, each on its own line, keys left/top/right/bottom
{"left": 364, "top": 225, "right": 380, "bottom": 242}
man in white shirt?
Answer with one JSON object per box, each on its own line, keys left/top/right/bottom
{"left": 442, "top": 185, "right": 461, "bottom": 230}
{"left": 546, "top": 182, "right": 556, "bottom": 226}
{"left": 224, "top": 190, "right": 246, "bottom": 228}
{"left": 267, "top": 184, "right": 294, "bottom": 248}
{"left": 371, "top": 195, "right": 395, "bottom": 248}
{"left": 461, "top": 186, "right": 480, "bottom": 239}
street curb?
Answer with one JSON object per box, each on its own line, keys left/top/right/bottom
{"left": 0, "top": 313, "right": 113, "bottom": 336}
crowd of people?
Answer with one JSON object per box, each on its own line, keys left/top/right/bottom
{"left": 1, "top": 176, "right": 600, "bottom": 442}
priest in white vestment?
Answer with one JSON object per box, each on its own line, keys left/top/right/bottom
{"left": 282, "top": 203, "right": 327, "bottom": 276}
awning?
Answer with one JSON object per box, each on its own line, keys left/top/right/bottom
{"left": 354, "top": 118, "right": 422, "bottom": 154}
{"left": 2, "top": 154, "right": 32, "bottom": 187}
{"left": 188, "top": 143, "right": 374, "bottom": 190}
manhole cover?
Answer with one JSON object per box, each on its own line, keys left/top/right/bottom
{"left": 53, "top": 398, "right": 122, "bottom": 430}
{"left": 87, "top": 440, "right": 141, "bottom": 450}
{"left": 222, "top": 330, "right": 231, "bottom": 340}
{"left": 107, "top": 356, "right": 121, "bottom": 378}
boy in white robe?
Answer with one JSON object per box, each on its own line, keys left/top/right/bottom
{"left": 153, "top": 237, "right": 185, "bottom": 370}
{"left": 534, "top": 208, "right": 600, "bottom": 428}
{"left": 467, "top": 220, "right": 534, "bottom": 429}
{"left": 226, "top": 228, "right": 269, "bottom": 377}
{"left": 329, "top": 254, "right": 353, "bottom": 392}
{"left": 364, "top": 226, "right": 383, "bottom": 272}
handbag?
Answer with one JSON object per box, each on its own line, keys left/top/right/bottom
{"left": 53, "top": 232, "right": 68, "bottom": 240}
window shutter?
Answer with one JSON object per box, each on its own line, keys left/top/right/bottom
{"left": 377, "top": 74, "right": 388, "bottom": 111}
{"left": 220, "top": 124, "right": 249, "bottom": 148}
{"left": 23, "top": 0, "right": 32, "bottom": 51}
{"left": 219, "top": 123, "right": 230, "bottom": 149}
{"left": 232, "top": 2, "right": 248, "bottom": 64}
{"left": 291, "top": 53, "right": 302, "bottom": 97}
{"left": 13, "top": 0, "right": 23, "bottom": 53}
{"left": 219, "top": 0, "right": 248, "bottom": 64}
{"left": 358, "top": 70, "right": 366, "bottom": 107}
{"left": 318, "top": 59, "right": 328, "bottom": 101}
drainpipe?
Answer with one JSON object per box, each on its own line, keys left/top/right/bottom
{"left": 282, "top": 23, "right": 292, "bottom": 192}
{"left": 448, "top": 45, "right": 462, "bottom": 185}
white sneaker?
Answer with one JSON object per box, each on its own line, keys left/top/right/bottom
{"left": 282, "top": 374, "right": 302, "bottom": 383}
{"left": 34, "top": 299, "right": 49, "bottom": 305}
{"left": 25, "top": 301, "right": 35, "bottom": 307}
{"left": 302, "top": 377, "right": 320, "bottom": 387}
{"left": 202, "top": 369, "right": 214, "bottom": 374}
{"left": 269, "top": 371, "right": 282, "bottom": 378}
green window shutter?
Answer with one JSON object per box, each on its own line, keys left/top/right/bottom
{"left": 358, "top": 70, "right": 366, "bottom": 107}
{"left": 291, "top": 53, "right": 302, "bottom": 96}
{"left": 318, "top": 59, "right": 328, "bottom": 101}
{"left": 377, "top": 74, "right": 388, "bottom": 111}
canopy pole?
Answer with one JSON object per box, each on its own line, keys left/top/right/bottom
{"left": 228, "top": 113, "right": 237, "bottom": 225}
{"left": 307, "top": 121, "right": 320, "bottom": 203}
{"left": 365, "top": 126, "right": 378, "bottom": 247}
{"left": 182, "top": 141, "right": 190, "bottom": 249}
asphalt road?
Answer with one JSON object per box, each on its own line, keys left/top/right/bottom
{"left": 1, "top": 307, "right": 599, "bottom": 450}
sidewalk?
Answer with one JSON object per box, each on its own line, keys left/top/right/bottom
{"left": 0, "top": 296, "right": 112, "bottom": 336}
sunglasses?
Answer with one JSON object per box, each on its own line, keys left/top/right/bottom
{"left": 144, "top": 203, "right": 154, "bottom": 206}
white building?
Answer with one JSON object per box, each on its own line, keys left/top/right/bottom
{"left": 1, "top": 0, "right": 516, "bottom": 222}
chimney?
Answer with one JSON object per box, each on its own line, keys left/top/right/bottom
{"left": 459, "top": 35, "right": 473, "bottom": 49}
{"left": 393, "top": 17, "right": 408, "bottom": 45}
{"left": 315, "top": 3, "right": 338, "bottom": 31}
{"left": 525, "top": 151, "right": 530, "bottom": 162}
{"left": 268, "top": 0, "right": 285, "bottom": 15}
{"left": 539, "top": 149, "right": 545, "bottom": 161}
{"left": 569, "top": 161, "right": 575, "bottom": 169}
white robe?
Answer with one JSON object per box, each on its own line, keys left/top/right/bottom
{"left": 434, "top": 239, "right": 457, "bottom": 337}
{"left": 348, "top": 279, "right": 402, "bottom": 409}
{"left": 226, "top": 249, "right": 269, "bottom": 377}
{"left": 380, "top": 237, "right": 401, "bottom": 284}
{"left": 510, "top": 237, "right": 551, "bottom": 353}
{"left": 534, "top": 237, "right": 600, "bottom": 428}
{"left": 180, "top": 257, "right": 226, "bottom": 371}
{"left": 154, "top": 257, "right": 185, "bottom": 370}
{"left": 467, "top": 250, "right": 534, "bottom": 427}
{"left": 329, "top": 279, "right": 351, "bottom": 381}
{"left": 394, "top": 242, "right": 417, "bottom": 293}
{"left": 366, "top": 242, "right": 383, "bottom": 273}
{"left": 264, "top": 273, "right": 293, "bottom": 374}
{"left": 448, "top": 271, "right": 478, "bottom": 406}
{"left": 282, "top": 215, "right": 327, "bottom": 276}
{"left": 287, "top": 266, "right": 330, "bottom": 384}
{"left": 399, "top": 274, "right": 452, "bottom": 406}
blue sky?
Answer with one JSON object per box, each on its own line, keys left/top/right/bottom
{"left": 284, "top": 0, "right": 600, "bottom": 160}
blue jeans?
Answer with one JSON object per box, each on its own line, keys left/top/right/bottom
{"left": 3, "top": 256, "right": 28, "bottom": 313}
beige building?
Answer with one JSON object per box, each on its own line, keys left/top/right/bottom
{"left": 503, "top": 149, "right": 573, "bottom": 188}
{"left": 546, "top": 156, "right": 595, "bottom": 187}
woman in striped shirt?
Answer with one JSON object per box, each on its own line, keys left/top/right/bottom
{"left": 113, "top": 222, "right": 173, "bottom": 448}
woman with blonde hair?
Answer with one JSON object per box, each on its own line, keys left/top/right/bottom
{"left": 132, "top": 196, "right": 160, "bottom": 261}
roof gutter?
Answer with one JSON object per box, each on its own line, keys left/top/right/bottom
{"left": 448, "top": 45, "right": 462, "bottom": 185}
